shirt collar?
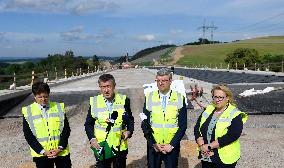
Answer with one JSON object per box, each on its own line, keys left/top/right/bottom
{"left": 159, "top": 90, "right": 171, "bottom": 97}
{"left": 37, "top": 102, "right": 50, "bottom": 110}
{"left": 104, "top": 95, "right": 115, "bottom": 104}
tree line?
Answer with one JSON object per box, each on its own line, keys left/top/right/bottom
{"left": 225, "top": 48, "right": 284, "bottom": 71}
{"left": 0, "top": 50, "right": 100, "bottom": 76}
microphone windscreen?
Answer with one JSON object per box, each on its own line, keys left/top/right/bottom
{"left": 111, "top": 111, "right": 118, "bottom": 120}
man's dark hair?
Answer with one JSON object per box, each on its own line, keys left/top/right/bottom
{"left": 32, "top": 81, "right": 50, "bottom": 96}
{"left": 98, "top": 74, "right": 116, "bottom": 86}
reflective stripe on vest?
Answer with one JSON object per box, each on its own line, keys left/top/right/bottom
{"left": 94, "top": 125, "right": 122, "bottom": 132}
{"left": 151, "top": 123, "right": 178, "bottom": 128}
{"left": 147, "top": 91, "right": 183, "bottom": 111}
{"left": 92, "top": 95, "right": 125, "bottom": 118}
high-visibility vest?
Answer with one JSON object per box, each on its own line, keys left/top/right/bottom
{"left": 22, "top": 102, "right": 70, "bottom": 157}
{"left": 199, "top": 103, "right": 248, "bottom": 164}
{"left": 145, "top": 90, "right": 184, "bottom": 144}
{"left": 90, "top": 93, "right": 128, "bottom": 151}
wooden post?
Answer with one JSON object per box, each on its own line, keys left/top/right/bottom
{"left": 281, "top": 60, "right": 284, "bottom": 72}
{"left": 64, "top": 69, "right": 67, "bottom": 79}
{"left": 254, "top": 63, "right": 257, "bottom": 71}
{"left": 243, "top": 63, "right": 245, "bottom": 70}
{"left": 55, "top": 67, "right": 58, "bottom": 80}
{"left": 77, "top": 68, "right": 79, "bottom": 76}
{"left": 88, "top": 66, "right": 90, "bottom": 74}
{"left": 227, "top": 64, "right": 230, "bottom": 70}
{"left": 235, "top": 62, "right": 237, "bottom": 70}
{"left": 13, "top": 72, "right": 16, "bottom": 90}
{"left": 31, "top": 70, "right": 35, "bottom": 85}
{"left": 80, "top": 68, "right": 82, "bottom": 76}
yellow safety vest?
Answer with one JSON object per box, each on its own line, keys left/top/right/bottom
{"left": 22, "top": 102, "right": 70, "bottom": 158}
{"left": 199, "top": 103, "right": 248, "bottom": 164}
{"left": 145, "top": 90, "right": 184, "bottom": 144}
{"left": 90, "top": 93, "right": 128, "bottom": 151}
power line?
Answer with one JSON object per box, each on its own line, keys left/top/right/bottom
{"left": 197, "top": 19, "right": 218, "bottom": 43}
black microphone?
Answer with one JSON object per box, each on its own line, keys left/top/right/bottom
{"left": 106, "top": 111, "right": 118, "bottom": 132}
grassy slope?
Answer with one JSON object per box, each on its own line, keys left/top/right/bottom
{"left": 177, "top": 36, "right": 284, "bottom": 65}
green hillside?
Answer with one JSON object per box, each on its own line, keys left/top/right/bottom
{"left": 177, "top": 36, "right": 284, "bottom": 65}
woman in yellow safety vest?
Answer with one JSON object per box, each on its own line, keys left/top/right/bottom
{"left": 194, "top": 84, "right": 247, "bottom": 168}
{"left": 22, "top": 82, "right": 71, "bottom": 168}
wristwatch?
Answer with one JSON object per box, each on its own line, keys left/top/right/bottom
{"left": 58, "top": 146, "right": 64, "bottom": 151}
{"left": 208, "top": 145, "right": 212, "bottom": 151}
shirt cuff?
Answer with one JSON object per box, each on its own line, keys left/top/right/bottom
{"left": 90, "top": 138, "right": 96, "bottom": 143}
{"left": 40, "top": 149, "right": 45, "bottom": 155}
{"left": 58, "top": 146, "right": 64, "bottom": 151}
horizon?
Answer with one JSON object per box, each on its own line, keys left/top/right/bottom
{"left": 0, "top": 0, "right": 284, "bottom": 58}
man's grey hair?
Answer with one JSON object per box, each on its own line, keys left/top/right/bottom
{"left": 156, "top": 68, "right": 172, "bottom": 79}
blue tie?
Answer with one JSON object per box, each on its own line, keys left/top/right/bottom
{"left": 162, "top": 96, "right": 167, "bottom": 112}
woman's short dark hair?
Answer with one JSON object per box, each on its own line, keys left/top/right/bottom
{"left": 98, "top": 74, "right": 116, "bottom": 86}
{"left": 32, "top": 82, "right": 50, "bottom": 96}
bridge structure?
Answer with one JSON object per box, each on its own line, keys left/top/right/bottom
{"left": 0, "top": 67, "right": 283, "bottom": 168}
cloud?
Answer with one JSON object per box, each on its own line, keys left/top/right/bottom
{"left": 60, "top": 26, "right": 95, "bottom": 41}
{"left": 170, "top": 29, "right": 183, "bottom": 35}
{"left": 23, "top": 37, "right": 44, "bottom": 43}
{"left": 2, "top": 0, "right": 66, "bottom": 12}
{"left": 0, "top": 32, "right": 7, "bottom": 42}
{"left": 136, "top": 34, "right": 156, "bottom": 42}
{"left": 71, "top": 0, "right": 118, "bottom": 15}
{"left": 0, "top": 0, "right": 119, "bottom": 14}
{"left": 95, "top": 28, "right": 113, "bottom": 39}
{"left": 0, "top": 31, "right": 46, "bottom": 43}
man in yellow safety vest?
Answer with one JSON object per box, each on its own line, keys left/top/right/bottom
{"left": 142, "top": 68, "right": 187, "bottom": 168}
{"left": 85, "top": 74, "right": 134, "bottom": 168}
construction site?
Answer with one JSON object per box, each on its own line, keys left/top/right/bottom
{"left": 0, "top": 67, "right": 283, "bottom": 168}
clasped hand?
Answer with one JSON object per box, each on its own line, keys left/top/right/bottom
{"left": 44, "top": 149, "right": 61, "bottom": 158}
{"left": 200, "top": 144, "right": 213, "bottom": 157}
{"left": 153, "top": 144, "right": 173, "bottom": 154}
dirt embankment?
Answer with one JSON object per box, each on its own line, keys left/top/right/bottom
{"left": 169, "top": 46, "right": 184, "bottom": 65}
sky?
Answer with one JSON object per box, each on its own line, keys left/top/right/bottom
{"left": 0, "top": 0, "right": 284, "bottom": 58}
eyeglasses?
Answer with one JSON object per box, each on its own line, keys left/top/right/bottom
{"left": 155, "top": 79, "right": 170, "bottom": 83}
{"left": 99, "top": 85, "right": 112, "bottom": 89}
{"left": 212, "top": 96, "right": 226, "bottom": 101}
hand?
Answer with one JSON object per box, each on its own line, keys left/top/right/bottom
{"left": 153, "top": 144, "right": 164, "bottom": 153}
{"left": 122, "top": 131, "right": 131, "bottom": 140}
{"left": 90, "top": 139, "right": 101, "bottom": 150}
{"left": 43, "top": 150, "right": 52, "bottom": 157}
{"left": 201, "top": 144, "right": 210, "bottom": 157}
{"left": 47, "top": 149, "right": 61, "bottom": 158}
{"left": 163, "top": 144, "right": 174, "bottom": 153}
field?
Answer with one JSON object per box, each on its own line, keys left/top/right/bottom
{"left": 177, "top": 36, "right": 284, "bottom": 65}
